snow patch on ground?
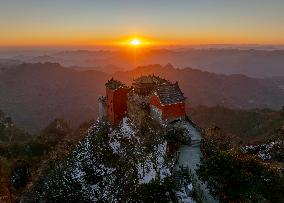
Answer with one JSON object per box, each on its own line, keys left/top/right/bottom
{"left": 30, "top": 117, "right": 174, "bottom": 202}
{"left": 138, "top": 141, "right": 171, "bottom": 184}
{"left": 176, "top": 188, "right": 196, "bottom": 203}
{"left": 242, "top": 140, "right": 283, "bottom": 161}
{"left": 120, "top": 117, "right": 136, "bottom": 138}
{"left": 109, "top": 117, "right": 137, "bottom": 154}
{"left": 65, "top": 119, "right": 118, "bottom": 202}
{"left": 176, "top": 182, "right": 195, "bottom": 203}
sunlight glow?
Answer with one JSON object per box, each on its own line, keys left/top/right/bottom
{"left": 130, "top": 38, "right": 141, "bottom": 46}
{"left": 112, "top": 36, "right": 161, "bottom": 48}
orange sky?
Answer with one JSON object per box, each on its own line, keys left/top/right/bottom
{"left": 1, "top": 1, "right": 284, "bottom": 47}
{"left": 1, "top": 33, "right": 283, "bottom": 48}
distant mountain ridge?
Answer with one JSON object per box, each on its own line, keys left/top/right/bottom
{"left": 6, "top": 49, "right": 284, "bottom": 77}
{"left": 0, "top": 62, "right": 283, "bottom": 131}
{"left": 0, "top": 62, "right": 110, "bottom": 131}
{"left": 115, "top": 64, "right": 284, "bottom": 109}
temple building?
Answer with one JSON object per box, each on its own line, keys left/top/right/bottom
{"left": 149, "top": 81, "right": 186, "bottom": 122}
{"left": 99, "top": 75, "right": 187, "bottom": 125}
{"left": 99, "top": 78, "right": 130, "bottom": 124}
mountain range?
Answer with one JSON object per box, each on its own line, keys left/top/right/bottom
{"left": 2, "top": 49, "right": 284, "bottom": 77}
{"left": 0, "top": 62, "right": 283, "bottom": 131}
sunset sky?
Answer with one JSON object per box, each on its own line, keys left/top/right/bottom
{"left": 1, "top": 0, "right": 284, "bottom": 47}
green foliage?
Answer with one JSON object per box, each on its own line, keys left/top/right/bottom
{"left": 130, "top": 177, "right": 178, "bottom": 203}
{"left": 270, "top": 127, "right": 284, "bottom": 162}
{"left": 166, "top": 127, "right": 191, "bottom": 146}
{"left": 190, "top": 105, "right": 284, "bottom": 143}
{"left": 10, "top": 160, "right": 31, "bottom": 189}
{"left": 199, "top": 120, "right": 284, "bottom": 202}
{"left": 0, "top": 110, "right": 29, "bottom": 143}
{"left": 202, "top": 126, "right": 233, "bottom": 156}
{"left": 91, "top": 122, "right": 120, "bottom": 166}
{"left": 270, "top": 142, "right": 284, "bottom": 162}
{"left": 281, "top": 106, "right": 284, "bottom": 119}
{"left": 43, "top": 118, "right": 72, "bottom": 136}
{"left": 0, "top": 111, "right": 93, "bottom": 202}
{"left": 197, "top": 151, "right": 284, "bottom": 202}
{"left": 26, "top": 161, "right": 87, "bottom": 203}
{"left": 24, "top": 118, "right": 173, "bottom": 202}
{"left": 0, "top": 141, "right": 49, "bottom": 158}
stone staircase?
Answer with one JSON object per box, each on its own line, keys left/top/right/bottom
{"left": 190, "top": 140, "right": 201, "bottom": 148}
{"left": 173, "top": 170, "right": 183, "bottom": 189}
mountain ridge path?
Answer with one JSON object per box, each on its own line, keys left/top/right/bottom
{"left": 174, "top": 120, "right": 218, "bottom": 203}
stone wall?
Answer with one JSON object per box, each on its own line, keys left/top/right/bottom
{"left": 150, "top": 104, "right": 162, "bottom": 123}
{"left": 127, "top": 95, "right": 150, "bottom": 126}
{"left": 98, "top": 96, "right": 106, "bottom": 119}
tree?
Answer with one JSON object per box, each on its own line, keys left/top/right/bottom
{"left": 203, "top": 125, "right": 233, "bottom": 156}
{"left": 129, "top": 178, "right": 177, "bottom": 203}
{"left": 197, "top": 151, "right": 284, "bottom": 202}
{"left": 281, "top": 106, "right": 284, "bottom": 118}
{"left": 10, "top": 160, "right": 31, "bottom": 189}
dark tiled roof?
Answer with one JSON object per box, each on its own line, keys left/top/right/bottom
{"left": 132, "top": 75, "right": 186, "bottom": 104}
{"left": 133, "top": 75, "right": 169, "bottom": 85}
{"left": 155, "top": 83, "right": 186, "bottom": 105}
{"left": 105, "top": 78, "right": 123, "bottom": 90}
{"left": 134, "top": 75, "right": 155, "bottom": 84}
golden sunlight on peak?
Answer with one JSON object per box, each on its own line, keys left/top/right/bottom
{"left": 130, "top": 38, "right": 141, "bottom": 46}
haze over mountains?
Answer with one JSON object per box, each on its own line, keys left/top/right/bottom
{"left": 1, "top": 48, "right": 284, "bottom": 77}
{"left": 0, "top": 62, "right": 283, "bottom": 131}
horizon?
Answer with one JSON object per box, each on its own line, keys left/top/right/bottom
{"left": 1, "top": 43, "right": 284, "bottom": 51}
{"left": 1, "top": 44, "right": 284, "bottom": 60}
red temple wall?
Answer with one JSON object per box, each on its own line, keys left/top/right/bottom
{"left": 106, "top": 87, "right": 129, "bottom": 124}
{"left": 106, "top": 88, "right": 115, "bottom": 123}
{"left": 150, "top": 95, "right": 186, "bottom": 120}
{"left": 162, "top": 103, "right": 186, "bottom": 119}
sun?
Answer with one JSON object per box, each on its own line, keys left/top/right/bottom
{"left": 130, "top": 38, "right": 141, "bottom": 46}
{"left": 115, "top": 37, "right": 154, "bottom": 47}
